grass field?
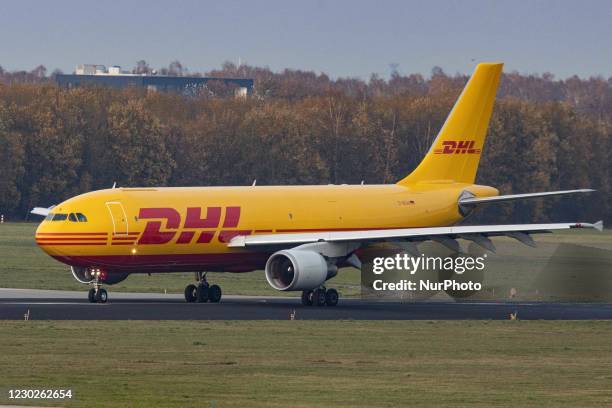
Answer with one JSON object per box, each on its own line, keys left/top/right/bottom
{"left": 2, "top": 225, "right": 612, "bottom": 407}
{"left": 0, "top": 320, "right": 611, "bottom": 407}
{"left": 1, "top": 222, "right": 611, "bottom": 300}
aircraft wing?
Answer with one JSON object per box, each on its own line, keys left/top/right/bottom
{"left": 228, "top": 221, "right": 603, "bottom": 249}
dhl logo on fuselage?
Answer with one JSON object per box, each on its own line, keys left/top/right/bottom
{"left": 433, "top": 140, "right": 481, "bottom": 155}
{"left": 137, "top": 206, "right": 250, "bottom": 245}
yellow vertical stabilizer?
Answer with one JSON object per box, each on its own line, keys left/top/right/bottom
{"left": 398, "top": 62, "right": 503, "bottom": 185}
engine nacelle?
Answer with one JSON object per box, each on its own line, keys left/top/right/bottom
{"left": 265, "top": 249, "right": 334, "bottom": 291}
{"left": 70, "top": 266, "right": 128, "bottom": 285}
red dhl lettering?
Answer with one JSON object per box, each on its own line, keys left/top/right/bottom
{"left": 137, "top": 207, "right": 250, "bottom": 245}
{"left": 433, "top": 140, "right": 481, "bottom": 155}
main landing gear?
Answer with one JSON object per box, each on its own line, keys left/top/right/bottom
{"left": 184, "top": 272, "right": 222, "bottom": 303}
{"left": 301, "top": 287, "right": 339, "bottom": 307}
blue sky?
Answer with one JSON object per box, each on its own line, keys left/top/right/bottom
{"left": 1, "top": 0, "right": 611, "bottom": 79}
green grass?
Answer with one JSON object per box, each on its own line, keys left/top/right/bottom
{"left": 2, "top": 225, "right": 612, "bottom": 406}
{"left": 1, "top": 222, "right": 610, "bottom": 300}
{"left": 1, "top": 320, "right": 611, "bottom": 407}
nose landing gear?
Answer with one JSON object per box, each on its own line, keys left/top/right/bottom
{"left": 88, "top": 287, "right": 108, "bottom": 303}
{"left": 185, "top": 272, "right": 222, "bottom": 303}
{"left": 87, "top": 280, "right": 108, "bottom": 303}
{"left": 301, "top": 287, "right": 339, "bottom": 307}
{"left": 81, "top": 268, "right": 108, "bottom": 303}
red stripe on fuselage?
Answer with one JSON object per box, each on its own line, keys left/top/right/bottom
{"left": 36, "top": 237, "right": 107, "bottom": 241}
{"left": 37, "top": 243, "right": 107, "bottom": 246}
{"left": 36, "top": 238, "right": 106, "bottom": 243}
{"left": 51, "top": 252, "right": 271, "bottom": 273}
{"left": 36, "top": 232, "right": 108, "bottom": 236}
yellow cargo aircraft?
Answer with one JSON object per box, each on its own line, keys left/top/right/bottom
{"left": 32, "top": 63, "right": 601, "bottom": 305}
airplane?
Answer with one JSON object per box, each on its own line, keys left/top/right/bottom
{"left": 31, "top": 62, "right": 602, "bottom": 305}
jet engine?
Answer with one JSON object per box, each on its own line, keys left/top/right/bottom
{"left": 70, "top": 266, "right": 128, "bottom": 285}
{"left": 265, "top": 249, "right": 335, "bottom": 291}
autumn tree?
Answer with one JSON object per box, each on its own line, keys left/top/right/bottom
{"left": 0, "top": 63, "right": 609, "bottom": 224}
{"left": 0, "top": 103, "right": 24, "bottom": 215}
{"left": 104, "top": 99, "right": 175, "bottom": 187}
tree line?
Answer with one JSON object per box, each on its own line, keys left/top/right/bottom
{"left": 0, "top": 62, "right": 610, "bottom": 224}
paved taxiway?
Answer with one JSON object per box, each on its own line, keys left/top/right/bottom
{"left": 2, "top": 288, "right": 612, "bottom": 320}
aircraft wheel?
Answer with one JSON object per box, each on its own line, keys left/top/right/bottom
{"left": 88, "top": 288, "right": 96, "bottom": 303}
{"left": 184, "top": 284, "right": 197, "bottom": 303}
{"left": 95, "top": 288, "right": 108, "bottom": 303}
{"left": 313, "top": 289, "right": 326, "bottom": 306}
{"left": 209, "top": 285, "right": 222, "bottom": 303}
{"left": 196, "top": 285, "right": 209, "bottom": 303}
{"left": 325, "top": 288, "right": 339, "bottom": 306}
{"left": 301, "top": 290, "right": 313, "bottom": 306}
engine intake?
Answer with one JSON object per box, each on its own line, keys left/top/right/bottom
{"left": 265, "top": 249, "right": 332, "bottom": 291}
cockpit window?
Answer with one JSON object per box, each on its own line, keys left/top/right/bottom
{"left": 46, "top": 212, "right": 87, "bottom": 222}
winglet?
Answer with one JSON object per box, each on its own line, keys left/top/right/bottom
{"left": 572, "top": 221, "right": 604, "bottom": 232}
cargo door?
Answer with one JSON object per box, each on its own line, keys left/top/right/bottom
{"left": 105, "top": 201, "right": 129, "bottom": 236}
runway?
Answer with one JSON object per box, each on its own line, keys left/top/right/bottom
{"left": 2, "top": 288, "right": 612, "bottom": 320}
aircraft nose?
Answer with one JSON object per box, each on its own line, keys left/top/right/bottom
{"left": 34, "top": 217, "right": 65, "bottom": 256}
{"left": 35, "top": 220, "right": 51, "bottom": 251}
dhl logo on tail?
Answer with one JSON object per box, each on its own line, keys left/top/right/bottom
{"left": 433, "top": 140, "right": 481, "bottom": 155}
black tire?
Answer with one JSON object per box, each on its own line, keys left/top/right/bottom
{"left": 184, "top": 284, "right": 197, "bottom": 303}
{"left": 301, "top": 290, "right": 313, "bottom": 306}
{"left": 196, "top": 285, "right": 209, "bottom": 303}
{"left": 88, "top": 288, "right": 96, "bottom": 303}
{"left": 209, "top": 285, "right": 222, "bottom": 303}
{"left": 313, "top": 289, "right": 326, "bottom": 306}
{"left": 96, "top": 288, "right": 108, "bottom": 303}
{"left": 325, "top": 288, "right": 339, "bottom": 307}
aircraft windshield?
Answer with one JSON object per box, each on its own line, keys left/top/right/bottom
{"left": 67, "top": 212, "right": 88, "bottom": 222}
{"left": 52, "top": 213, "right": 68, "bottom": 221}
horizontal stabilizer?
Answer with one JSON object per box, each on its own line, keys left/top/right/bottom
{"left": 30, "top": 206, "right": 55, "bottom": 217}
{"left": 459, "top": 189, "right": 595, "bottom": 207}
